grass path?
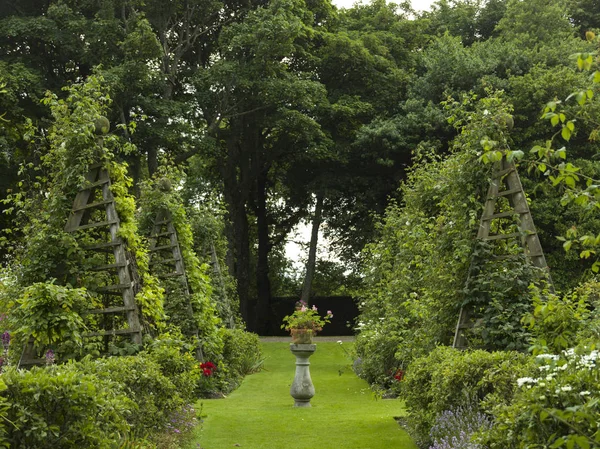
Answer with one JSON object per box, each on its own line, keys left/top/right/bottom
{"left": 185, "top": 341, "right": 416, "bottom": 449}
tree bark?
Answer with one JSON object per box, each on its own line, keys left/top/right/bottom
{"left": 301, "top": 193, "right": 324, "bottom": 303}
{"left": 222, "top": 132, "right": 255, "bottom": 331}
{"left": 255, "top": 168, "right": 272, "bottom": 335}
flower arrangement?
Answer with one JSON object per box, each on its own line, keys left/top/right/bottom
{"left": 281, "top": 300, "right": 333, "bottom": 334}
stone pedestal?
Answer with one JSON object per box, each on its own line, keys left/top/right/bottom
{"left": 290, "top": 343, "right": 316, "bottom": 407}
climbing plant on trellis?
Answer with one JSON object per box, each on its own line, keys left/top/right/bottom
{"left": 138, "top": 167, "right": 225, "bottom": 360}
{"left": 2, "top": 76, "right": 165, "bottom": 363}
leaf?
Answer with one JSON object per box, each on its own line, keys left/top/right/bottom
{"left": 575, "top": 436, "right": 590, "bottom": 449}
{"left": 539, "top": 163, "right": 547, "bottom": 172}
{"left": 562, "top": 127, "right": 572, "bottom": 141}
{"left": 551, "top": 114, "right": 560, "bottom": 126}
{"left": 564, "top": 240, "right": 573, "bottom": 251}
{"left": 594, "top": 71, "right": 600, "bottom": 83}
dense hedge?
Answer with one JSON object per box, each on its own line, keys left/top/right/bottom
{"left": 0, "top": 329, "right": 262, "bottom": 448}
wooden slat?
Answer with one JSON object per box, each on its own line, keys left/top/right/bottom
{"left": 88, "top": 306, "right": 136, "bottom": 314}
{"left": 19, "top": 358, "right": 47, "bottom": 366}
{"left": 85, "top": 178, "right": 110, "bottom": 189}
{"left": 96, "top": 282, "right": 134, "bottom": 292}
{"left": 482, "top": 209, "right": 528, "bottom": 220}
{"left": 72, "top": 199, "right": 113, "bottom": 212}
{"left": 150, "top": 257, "right": 180, "bottom": 265}
{"left": 74, "top": 219, "right": 118, "bottom": 231}
{"left": 153, "top": 231, "right": 174, "bottom": 238}
{"left": 495, "top": 187, "right": 522, "bottom": 197}
{"left": 483, "top": 232, "right": 522, "bottom": 241}
{"left": 493, "top": 167, "right": 515, "bottom": 178}
{"left": 151, "top": 243, "right": 178, "bottom": 251}
{"left": 160, "top": 271, "right": 184, "bottom": 278}
{"left": 83, "top": 240, "right": 122, "bottom": 251}
{"left": 85, "top": 328, "right": 141, "bottom": 337}
{"left": 89, "top": 262, "right": 128, "bottom": 271}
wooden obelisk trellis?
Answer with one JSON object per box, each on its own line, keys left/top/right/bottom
{"left": 149, "top": 209, "right": 203, "bottom": 360}
{"left": 65, "top": 163, "right": 143, "bottom": 345}
{"left": 453, "top": 156, "right": 552, "bottom": 349}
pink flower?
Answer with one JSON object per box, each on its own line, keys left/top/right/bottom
{"left": 312, "top": 305, "right": 318, "bottom": 311}
{"left": 327, "top": 310, "right": 333, "bottom": 317}
{"left": 300, "top": 305, "right": 308, "bottom": 312}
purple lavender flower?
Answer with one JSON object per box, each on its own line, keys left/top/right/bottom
{"left": 1, "top": 331, "right": 10, "bottom": 349}
{"left": 429, "top": 405, "right": 492, "bottom": 449}
{"left": 45, "top": 349, "right": 55, "bottom": 366}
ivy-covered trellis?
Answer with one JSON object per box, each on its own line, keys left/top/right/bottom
{"left": 138, "top": 168, "right": 227, "bottom": 361}
{"left": 2, "top": 76, "right": 165, "bottom": 364}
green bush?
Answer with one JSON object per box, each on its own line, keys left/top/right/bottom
{"left": 400, "top": 346, "right": 535, "bottom": 448}
{"left": 11, "top": 282, "right": 89, "bottom": 350}
{"left": 220, "top": 328, "right": 263, "bottom": 390}
{"left": 354, "top": 325, "right": 403, "bottom": 387}
{"left": 2, "top": 364, "right": 131, "bottom": 448}
{"left": 79, "top": 354, "right": 183, "bottom": 432}
{"left": 480, "top": 346, "right": 600, "bottom": 449}
{"left": 144, "top": 332, "right": 202, "bottom": 403}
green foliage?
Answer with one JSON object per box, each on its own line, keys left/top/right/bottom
{"left": 463, "top": 243, "right": 546, "bottom": 351}
{"left": 10, "top": 282, "right": 89, "bottom": 350}
{"left": 400, "top": 346, "right": 535, "bottom": 448}
{"left": 79, "top": 354, "right": 183, "bottom": 432}
{"left": 523, "top": 283, "right": 591, "bottom": 354}
{"left": 3, "top": 75, "right": 165, "bottom": 351}
{"left": 356, "top": 93, "right": 530, "bottom": 383}
{"left": 144, "top": 331, "right": 203, "bottom": 403}
{"left": 220, "top": 328, "right": 263, "bottom": 388}
{"left": 2, "top": 365, "right": 131, "bottom": 448}
{"left": 480, "top": 346, "right": 600, "bottom": 449}
{"left": 138, "top": 167, "right": 223, "bottom": 355}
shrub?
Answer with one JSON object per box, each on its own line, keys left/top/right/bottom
{"left": 11, "top": 282, "right": 89, "bottom": 350}
{"left": 79, "top": 354, "right": 183, "bottom": 433}
{"left": 354, "top": 325, "right": 403, "bottom": 387}
{"left": 480, "top": 346, "right": 600, "bottom": 449}
{"left": 400, "top": 346, "right": 535, "bottom": 448}
{"left": 144, "top": 332, "right": 202, "bottom": 403}
{"left": 220, "top": 328, "right": 263, "bottom": 389}
{"left": 2, "top": 364, "right": 131, "bottom": 448}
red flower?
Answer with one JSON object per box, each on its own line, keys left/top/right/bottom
{"left": 393, "top": 369, "right": 404, "bottom": 382}
{"left": 200, "top": 361, "right": 216, "bottom": 376}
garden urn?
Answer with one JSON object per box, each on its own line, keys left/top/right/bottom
{"left": 290, "top": 343, "right": 316, "bottom": 407}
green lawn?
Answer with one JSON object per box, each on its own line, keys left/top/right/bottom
{"left": 185, "top": 341, "right": 416, "bottom": 449}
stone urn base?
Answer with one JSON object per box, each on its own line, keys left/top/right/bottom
{"left": 290, "top": 344, "right": 317, "bottom": 407}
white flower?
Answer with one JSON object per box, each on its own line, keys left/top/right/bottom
{"left": 561, "top": 385, "right": 572, "bottom": 392}
{"left": 580, "top": 391, "right": 591, "bottom": 396}
{"left": 337, "top": 340, "right": 343, "bottom": 345}
{"left": 536, "top": 354, "right": 559, "bottom": 361}
{"left": 517, "top": 377, "right": 536, "bottom": 387}
{"left": 539, "top": 395, "right": 546, "bottom": 400}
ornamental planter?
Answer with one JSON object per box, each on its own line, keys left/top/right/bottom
{"left": 290, "top": 328, "right": 315, "bottom": 344}
{"left": 289, "top": 343, "right": 316, "bottom": 407}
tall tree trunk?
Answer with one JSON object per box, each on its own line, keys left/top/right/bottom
{"left": 255, "top": 169, "right": 272, "bottom": 335}
{"left": 301, "top": 193, "right": 324, "bottom": 304}
{"left": 222, "top": 134, "right": 254, "bottom": 331}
